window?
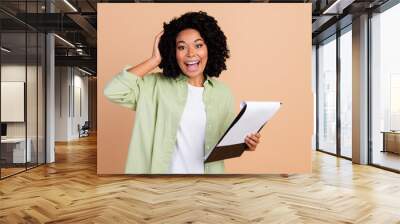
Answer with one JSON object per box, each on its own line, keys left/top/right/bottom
{"left": 317, "top": 35, "right": 337, "bottom": 154}
{"left": 371, "top": 2, "right": 400, "bottom": 171}
{"left": 339, "top": 27, "right": 352, "bottom": 158}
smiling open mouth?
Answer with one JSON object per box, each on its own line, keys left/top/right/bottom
{"left": 185, "top": 60, "right": 200, "bottom": 72}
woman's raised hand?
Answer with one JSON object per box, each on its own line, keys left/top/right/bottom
{"left": 151, "top": 31, "right": 164, "bottom": 65}
{"left": 127, "top": 31, "right": 164, "bottom": 77}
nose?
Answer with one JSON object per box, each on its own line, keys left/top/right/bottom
{"left": 187, "top": 46, "right": 195, "bottom": 57}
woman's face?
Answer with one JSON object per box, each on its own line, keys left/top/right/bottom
{"left": 175, "top": 28, "right": 208, "bottom": 79}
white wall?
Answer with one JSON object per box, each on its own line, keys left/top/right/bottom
{"left": 1, "top": 66, "right": 26, "bottom": 136}
{"left": 54, "top": 67, "right": 89, "bottom": 141}
{"left": 55, "top": 66, "right": 70, "bottom": 141}
{"left": 1, "top": 65, "right": 38, "bottom": 137}
{"left": 72, "top": 73, "right": 89, "bottom": 138}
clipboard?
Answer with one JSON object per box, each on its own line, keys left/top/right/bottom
{"left": 205, "top": 101, "right": 281, "bottom": 163}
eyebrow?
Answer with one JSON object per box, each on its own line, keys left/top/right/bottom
{"left": 176, "top": 39, "right": 204, "bottom": 44}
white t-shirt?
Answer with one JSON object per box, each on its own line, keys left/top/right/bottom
{"left": 169, "top": 83, "right": 206, "bottom": 174}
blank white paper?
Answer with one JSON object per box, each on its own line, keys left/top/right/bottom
{"left": 217, "top": 101, "right": 281, "bottom": 146}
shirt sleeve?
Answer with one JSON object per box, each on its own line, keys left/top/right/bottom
{"left": 222, "top": 87, "right": 236, "bottom": 132}
{"left": 103, "top": 65, "right": 157, "bottom": 111}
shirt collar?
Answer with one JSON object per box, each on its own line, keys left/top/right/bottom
{"left": 175, "top": 73, "right": 215, "bottom": 87}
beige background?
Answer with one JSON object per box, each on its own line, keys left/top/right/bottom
{"left": 97, "top": 3, "right": 312, "bottom": 174}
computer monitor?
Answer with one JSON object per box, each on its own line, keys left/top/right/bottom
{"left": 1, "top": 123, "right": 7, "bottom": 137}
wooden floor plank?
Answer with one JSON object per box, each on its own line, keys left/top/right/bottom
{"left": 0, "top": 134, "right": 400, "bottom": 223}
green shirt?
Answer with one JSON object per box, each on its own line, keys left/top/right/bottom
{"left": 103, "top": 65, "right": 236, "bottom": 174}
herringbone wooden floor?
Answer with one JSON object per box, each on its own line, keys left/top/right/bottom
{"left": 1, "top": 134, "right": 400, "bottom": 224}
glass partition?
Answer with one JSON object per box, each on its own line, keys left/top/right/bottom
{"left": 1, "top": 30, "right": 28, "bottom": 177}
{"left": 27, "top": 31, "right": 38, "bottom": 169}
{"left": 0, "top": 1, "right": 46, "bottom": 179}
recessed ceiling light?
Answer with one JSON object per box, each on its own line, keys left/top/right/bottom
{"left": 1, "top": 47, "right": 11, "bottom": 53}
{"left": 54, "top": 34, "right": 75, "bottom": 48}
{"left": 77, "top": 67, "right": 93, "bottom": 76}
{"left": 323, "top": 0, "right": 355, "bottom": 15}
{"left": 63, "top": 0, "right": 78, "bottom": 12}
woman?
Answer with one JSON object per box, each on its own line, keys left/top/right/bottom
{"left": 104, "top": 11, "right": 261, "bottom": 174}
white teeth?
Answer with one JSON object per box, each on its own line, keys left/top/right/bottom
{"left": 186, "top": 61, "right": 199, "bottom": 65}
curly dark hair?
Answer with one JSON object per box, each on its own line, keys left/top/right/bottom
{"left": 158, "top": 11, "right": 230, "bottom": 79}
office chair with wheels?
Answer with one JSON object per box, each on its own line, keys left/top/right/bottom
{"left": 79, "top": 121, "right": 90, "bottom": 138}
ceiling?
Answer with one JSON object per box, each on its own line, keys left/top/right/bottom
{"left": 0, "top": 0, "right": 393, "bottom": 75}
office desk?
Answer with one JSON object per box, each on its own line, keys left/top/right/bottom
{"left": 1, "top": 138, "right": 31, "bottom": 163}
{"left": 382, "top": 131, "right": 400, "bottom": 154}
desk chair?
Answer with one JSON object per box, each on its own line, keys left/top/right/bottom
{"left": 78, "top": 121, "right": 90, "bottom": 138}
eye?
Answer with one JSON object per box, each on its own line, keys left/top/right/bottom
{"left": 177, "top": 45, "right": 185, "bottom": 50}
{"left": 195, "top": 43, "right": 203, "bottom": 49}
